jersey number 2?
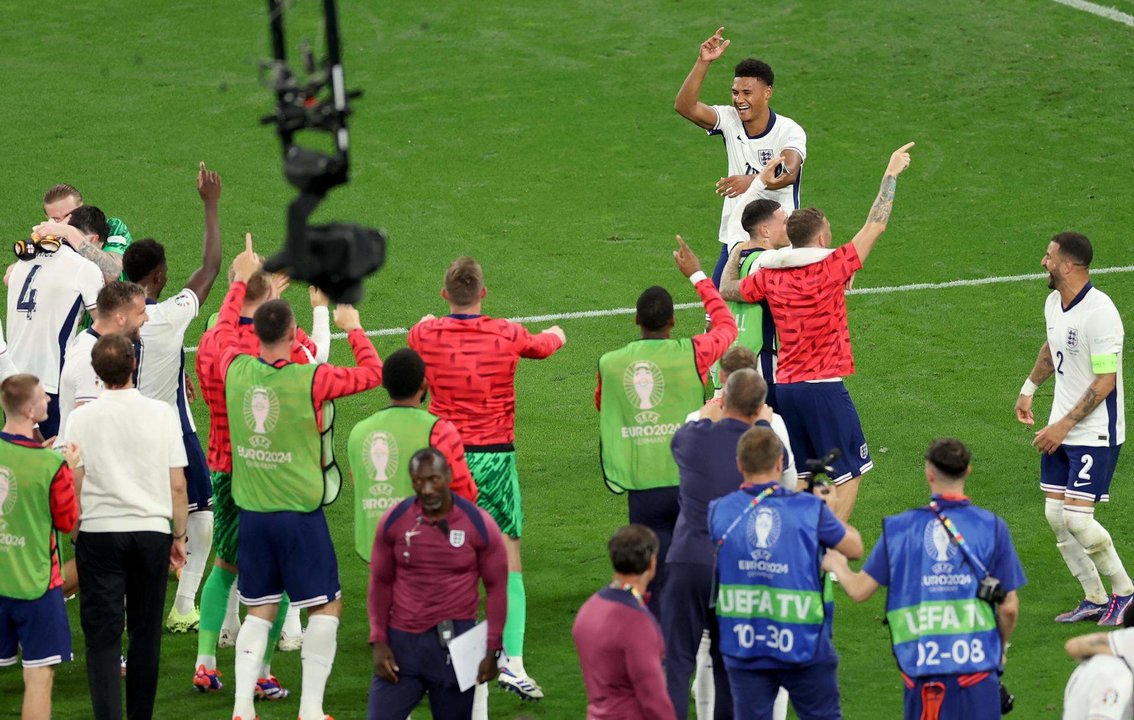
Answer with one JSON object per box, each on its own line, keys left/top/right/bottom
{"left": 1055, "top": 350, "right": 1065, "bottom": 375}
{"left": 16, "top": 265, "right": 41, "bottom": 316}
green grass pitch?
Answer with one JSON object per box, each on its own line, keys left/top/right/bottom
{"left": 2, "top": 0, "right": 1133, "bottom": 717}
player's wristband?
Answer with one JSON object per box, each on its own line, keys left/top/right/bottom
{"left": 1019, "top": 378, "right": 1038, "bottom": 397}
{"left": 689, "top": 270, "right": 708, "bottom": 285}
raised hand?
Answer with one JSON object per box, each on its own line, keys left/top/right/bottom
{"left": 673, "top": 235, "right": 702, "bottom": 278}
{"left": 309, "top": 285, "right": 331, "bottom": 308}
{"left": 232, "top": 233, "right": 262, "bottom": 283}
{"left": 197, "top": 161, "right": 222, "bottom": 204}
{"left": 543, "top": 325, "right": 566, "bottom": 345}
{"left": 334, "top": 304, "right": 363, "bottom": 332}
{"left": 270, "top": 272, "right": 291, "bottom": 299}
{"left": 699, "top": 27, "right": 730, "bottom": 63}
{"left": 886, "top": 142, "right": 915, "bottom": 177}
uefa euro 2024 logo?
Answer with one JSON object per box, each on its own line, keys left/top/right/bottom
{"left": 0, "top": 467, "right": 16, "bottom": 534}
{"left": 623, "top": 361, "right": 665, "bottom": 423}
{"left": 923, "top": 520, "right": 959, "bottom": 574}
{"left": 747, "top": 506, "right": 781, "bottom": 560}
{"left": 365, "top": 431, "right": 398, "bottom": 499}
{"left": 243, "top": 386, "right": 280, "bottom": 448}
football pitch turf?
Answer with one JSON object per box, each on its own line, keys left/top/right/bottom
{"left": 3, "top": 0, "right": 1133, "bottom": 717}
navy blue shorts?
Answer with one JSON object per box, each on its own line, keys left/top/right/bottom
{"left": 39, "top": 392, "right": 60, "bottom": 442}
{"left": 777, "top": 381, "right": 872, "bottom": 485}
{"left": 726, "top": 659, "right": 841, "bottom": 720}
{"left": 367, "top": 620, "right": 477, "bottom": 720}
{"left": 184, "top": 431, "right": 213, "bottom": 512}
{"left": 237, "top": 508, "right": 340, "bottom": 608}
{"left": 1041, "top": 444, "right": 1122, "bottom": 503}
{"left": 0, "top": 587, "right": 72, "bottom": 667}
{"left": 903, "top": 672, "right": 1000, "bottom": 720}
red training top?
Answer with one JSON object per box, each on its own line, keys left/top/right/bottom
{"left": 739, "top": 243, "right": 862, "bottom": 383}
{"left": 594, "top": 277, "right": 737, "bottom": 409}
{"left": 197, "top": 316, "right": 318, "bottom": 473}
{"left": 368, "top": 495, "right": 508, "bottom": 650}
{"left": 408, "top": 315, "right": 563, "bottom": 446}
{"left": 572, "top": 586, "right": 676, "bottom": 720}
{"left": 0, "top": 433, "right": 78, "bottom": 590}
{"left": 213, "top": 282, "right": 383, "bottom": 428}
{"left": 427, "top": 418, "right": 478, "bottom": 503}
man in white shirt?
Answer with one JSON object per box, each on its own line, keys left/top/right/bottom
{"left": 124, "top": 162, "right": 223, "bottom": 634}
{"left": 1016, "top": 232, "right": 1131, "bottom": 626}
{"left": 55, "top": 282, "right": 148, "bottom": 447}
{"left": 674, "top": 27, "right": 807, "bottom": 284}
{"left": 1063, "top": 621, "right": 1134, "bottom": 719}
{"left": 68, "top": 333, "right": 188, "bottom": 720}
{"left": 5, "top": 229, "right": 103, "bottom": 438}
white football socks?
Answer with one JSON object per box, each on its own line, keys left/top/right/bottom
{"left": 692, "top": 631, "right": 714, "bottom": 720}
{"left": 222, "top": 579, "right": 242, "bottom": 635}
{"left": 283, "top": 603, "right": 303, "bottom": 637}
{"left": 1047, "top": 498, "right": 1108, "bottom": 604}
{"left": 1065, "top": 504, "right": 1134, "bottom": 597}
{"left": 299, "top": 614, "right": 339, "bottom": 720}
{"left": 233, "top": 614, "right": 272, "bottom": 720}
{"left": 472, "top": 682, "right": 489, "bottom": 720}
{"left": 174, "top": 511, "right": 214, "bottom": 615}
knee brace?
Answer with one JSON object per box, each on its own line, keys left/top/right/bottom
{"left": 1065, "top": 507, "right": 1113, "bottom": 555}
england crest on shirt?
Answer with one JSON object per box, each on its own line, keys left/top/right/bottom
{"left": 449, "top": 529, "right": 466, "bottom": 548}
{"left": 1066, "top": 327, "right": 1079, "bottom": 350}
{"left": 758, "top": 149, "right": 774, "bottom": 166}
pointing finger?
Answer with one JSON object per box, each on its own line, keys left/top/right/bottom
{"left": 897, "top": 141, "right": 915, "bottom": 152}
{"left": 245, "top": 232, "right": 254, "bottom": 253}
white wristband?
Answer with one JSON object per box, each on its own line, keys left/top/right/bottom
{"left": 689, "top": 270, "right": 708, "bottom": 285}
{"left": 1019, "top": 378, "right": 1038, "bottom": 397}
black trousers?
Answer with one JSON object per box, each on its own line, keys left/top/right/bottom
{"left": 661, "top": 562, "right": 733, "bottom": 720}
{"left": 627, "top": 485, "right": 680, "bottom": 617}
{"left": 76, "top": 531, "right": 172, "bottom": 720}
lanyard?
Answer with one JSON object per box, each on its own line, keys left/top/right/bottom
{"left": 927, "top": 500, "right": 991, "bottom": 579}
{"left": 610, "top": 582, "right": 645, "bottom": 607}
{"left": 709, "top": 486, "right": 776, "bottom": 609}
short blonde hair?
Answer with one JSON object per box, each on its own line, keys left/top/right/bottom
{"left": 444, "top": 257, "right": 484, "bottom": 307}
{"left": 43, "top": 183, "right": 82, "bottom": 206}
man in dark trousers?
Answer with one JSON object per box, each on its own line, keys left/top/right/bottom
{"left": 368, "top": 448, "right": 507, "bottom": 720}
{"left": 573, "top": 524, "right": 676, "bottom": 720}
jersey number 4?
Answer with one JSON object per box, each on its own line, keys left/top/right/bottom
{"left": 16, "top": 265, "right": 41, "bottom": 316}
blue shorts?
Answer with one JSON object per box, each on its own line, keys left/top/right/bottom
{"left": 0, "top": 587, "right": 72, "bottom": 668}
{"left": 726, "top": 658, "right": 841, "bottom": 720}
{"left": 1041, "top": 444, "right": 1122, "bottom": 503}
{"left": 237, "top": 508, "right": 340, "bottom": 609}
{"left": 777, "top": 381, "right": 872, "bottom": 485}
{"left": 903, "top": 672, "right": 1000, "bottom": 720}
{"left": 183, "top": 431, "right": 213, "bottom": 513}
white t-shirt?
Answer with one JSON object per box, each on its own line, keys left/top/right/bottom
{"left": 0, "top": 324, "right": 16, "bottom": 381}
{"left": 136, "top": 289, "right": 199, "bottom": 432}
{"left": 1064, "top": 654, "right": 1133, "bottom": 720}
{"left": 1045, "top": 285, "right": 1125, "bottom": 447}
{"left": 709, "top": 106, "right": 807, "bottom": 246}
{"left": 55, "top": 329, "right": 102, "bottom": 446}
{"left": 66, "top": 388, "right": 187, "bottom": 534}
{"left": 5, "top": 246, "right": 103, "bottom": 392}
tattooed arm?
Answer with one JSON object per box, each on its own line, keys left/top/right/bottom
{"left": 1015, "top": 342, "right": 1056, "bottom": 425}
{"left": 718, "top": 243, "right": 747, "bottom": 301}
{"left": 850, "top": 142, "right": 915, "bottom": 264}
{"left": 1033, "top": 372, "right": 1116, "bottom": 454}
{"left": 1065, "top": 631, "right": 1117, "bottom": 660}
{"left": 75, "top": 241, "right": 123, "bottom": 283}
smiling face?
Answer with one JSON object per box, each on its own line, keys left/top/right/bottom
{"left": 1042, "top": 241, "right": 1070, "bottom": 290}
{"left": 731, "top": 76, "right": 772, "bottom": 124}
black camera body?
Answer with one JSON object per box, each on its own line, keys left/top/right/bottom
{"left": 977, "top": 574, "right": 1007, "bottom": 605}
{"left": 803, "top": 448, "right": 842, "bottom": 493}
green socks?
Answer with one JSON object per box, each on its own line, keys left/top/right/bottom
{"left": 264, "top": 593, "right": 290, "bottom": 665}
{"left": 503, "top": 571, "right": 526, "bottom": 657}
{"left": 197, "top": 566, "right": 236, "bottom": 657}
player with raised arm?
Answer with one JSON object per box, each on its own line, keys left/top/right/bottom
{"left": 408, "top": 256, "right": 565, "bottom": 701}
{"left": 123, "top": 163, "right": 223, "bottom": 634}
{"left": 737, "top": 142, "right": 914, "bottom": 521}
{"left": 674, "top": 27, "right": 807, "bottom": 284}
{"left": 1015, "top": 232, "right": 1131, "bottom": 626}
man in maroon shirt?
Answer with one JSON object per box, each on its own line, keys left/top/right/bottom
{"left": 734, "top": 142, "right": 915, "bottom": 520}
{"left": 368, "top": 448, "right": 508, "bottom": 720}
{"left": 573, "top": 524, "right": 675, "bottom": 720}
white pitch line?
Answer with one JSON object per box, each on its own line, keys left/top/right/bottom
{"left": 183, "top": 265, "right": 1134, "bottom": 353}
{"left": 1050, "top": 0, "right": 1134, "bottom": 27}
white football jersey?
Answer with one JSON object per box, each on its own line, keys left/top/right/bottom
{"left": 136, "top": 289, "right": 199, "bottom": 433}
{"left": 1063, "top": 654, "right": 1133, "bottom": 720}
{"left": 55, "top": 329, "right": 102, "bottom": 445}
{"left": 5, "top": 245, "right": 103, "bottom": 392}
{"left": 709, "top": 106, "right": 807, "bottom": 245}
{"left": 1045, "top": 285, "right": 1125, "bottom": 447}
{"left": 0, "top": 323, "right": 16, "bottom": 381}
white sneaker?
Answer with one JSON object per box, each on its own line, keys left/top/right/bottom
{"left": 497, "top": 667, "right": 544, "bottom": 700}
{"left": 218, "top": 625, "right": 239, "bottom": 648}
{"left": 277, "top": 628, "right": 303, "bottom": 652}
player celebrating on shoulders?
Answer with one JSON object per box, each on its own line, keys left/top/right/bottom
{"left": 674, "top": 27, "right": 807, "bottom": 284}
{"left": 123, "top": 162, "right": 223, "bottom": 634}
{"left": 1015, "top": 232, "right": 1132, "bottom": 626}
{"left": 218, "top": 235, "right": 383, "bottom": 720}
{"left": 408, "top": 256, "right": 565, "bottom": 701}
{"left": 737, "top": 142, "right": 915, "bottom": 521}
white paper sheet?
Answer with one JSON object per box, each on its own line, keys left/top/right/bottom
{"left": 449, "top": 621, "right": 491, "bottom": 692}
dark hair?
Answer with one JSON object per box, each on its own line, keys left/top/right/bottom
{"left": 409, "top": 447, "right": 450, "bottom": 478}
{"left": 44, "top": 183, "right": 81, "bottom": 205}
{"left": 925, "top": 438, "right": 971, "bottom": 480}
{"left": 0, "top": 374, "right": 41, "bottom": 415}
{"left": 741, "top": 199, "right": 781, "bottom": 236}
{"left": 1051, "top": 232, "right": 1093, "bottom": 267}
{"left": 636, "top": 286, "right": 674, "bottom": 332}
{"left": 786, "top": 208, "right": 827, "bottom": 247}
{"left": 734, "top": 58, "right": 774, "bottom": 86}
{"left": 722, "top": 368, "right": 767, "bottom": 416}
{"left": 608, "top": 524, "right": 659, "bottom": 575}
{"left": 252, "top": 300, "right": 295, "bottom": 344}
{"left": 91, "top": 334, "right": 135, "bottom": 387}
{"left": 68, "top": 205, "right": 109, "bottom": 244}
{"left": 444, "top": 257, "right": 484, "bottom": 307}
{"left": 383, "top": 348, "right": 427, "bottom": 401}
{"left": 122, "top": 239, "right": 166, "bottom": 283}
{"left": 737, "top": 426, "right": 783, "bottom": 474}
{"left": 96, "top": 281, "right": 145, "bottom": 316}
{"left": 720, "top": 345, "right": 759, "bottom": 378}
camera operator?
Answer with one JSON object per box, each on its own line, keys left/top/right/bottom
{"left": 823, "top": 438, "right": 1026, "bottom": 720}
